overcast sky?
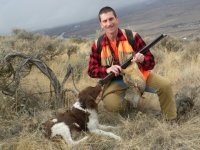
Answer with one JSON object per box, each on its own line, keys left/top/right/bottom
{"left": 0, "top": 0, "right": 148, "bottom": 35}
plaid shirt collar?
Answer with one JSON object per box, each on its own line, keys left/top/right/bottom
{"left": 101, "top": 28, "right": 126, "bottom": 47}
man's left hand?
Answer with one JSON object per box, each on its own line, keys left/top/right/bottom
{"left": 132, "top": 53, "right": 144, "bottom": 63}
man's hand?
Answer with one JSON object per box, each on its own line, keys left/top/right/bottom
{"left": 106, "top": 65, "right": 122, "bottom": 76}
{"left": 132, "top": 53, "right": 144, "bottom": 63}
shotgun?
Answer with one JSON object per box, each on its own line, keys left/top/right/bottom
{"left": 98, "top": 34, "right": 167, "bottom": 86}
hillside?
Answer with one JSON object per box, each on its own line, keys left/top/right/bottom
{"left": 40, "top": 0, "right": 200, "bottom": 39}
{"left": 0, "top": 29, "right": 200, "bottom": 149}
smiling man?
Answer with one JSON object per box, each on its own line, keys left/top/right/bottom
{"left": 87, "top": 6, "right": 177, "bottom": 120}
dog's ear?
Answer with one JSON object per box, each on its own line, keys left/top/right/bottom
{"left": 85, "top": 96, "right": 97, "bottom": 109}
{"left": 89, "top": 85, "right": 102, "bottom": 99}
{"left": 78, "top": 85, "right": 101, "bottom": 109}
{"left": 78, "top": 93, "right": 97, "bottom": 109}
{"left": 78, "top": 86, "right": 90, "bottom": 98}
{"left": 78, "top": 93, "right": 88, "bottom": 108}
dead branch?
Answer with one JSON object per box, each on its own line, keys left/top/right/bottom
{"left": 0, "top": 52, "right": 79, "bottom": 108}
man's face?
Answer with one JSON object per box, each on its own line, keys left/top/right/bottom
{"left": 99, "top": 11, "right": 119, "bottom": 35}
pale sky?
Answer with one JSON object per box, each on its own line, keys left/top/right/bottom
{"left": 0, "top": 0, "right": 148, "bottom": 35}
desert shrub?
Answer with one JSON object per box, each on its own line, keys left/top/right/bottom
{"left": 194, "top": 37, "right": 200, "bottom": 42}
{"left": 14, "top": 39, "right": 34, "bottom": 52}
{"left": 0, "top": 37, "right": 17, "bottom": 58}
{"left": 66, "top": 45, "right": 78, "bottom": 59}
{"left": 69, "top": 37, "right": 87, "bottom": 44}
{"left": 150, "top": 49, "right": 166, "bottom": 64}
{"left": 8, "top": 91, "right": 43, "bottom": 115}
{"left": 181, "top": 40, "right": 200, "bottom": 61}
{"left": 69, "top": 52, "right": 88, "bottom": 81}
{"left": 0, "top": 30, "right": 67, "bottom": 61}
{"left": 12, "top": 29, "right": 34, "bottom": 40}
{"left": 1, "top": 39, "right": 15, "bottom": 49}
{"left": 155, "top": 35, "right": 183, "bottom": 52}
{"left": 33, "top": 36, "right": 66, "bottom": 60}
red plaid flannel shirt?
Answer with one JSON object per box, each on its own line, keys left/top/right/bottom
{"left": 88, "top": 29, "right": 155, "bottom": 79}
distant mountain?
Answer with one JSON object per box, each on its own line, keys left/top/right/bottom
{"left": 38, "top": 0, "right": 200, "bottom": 39}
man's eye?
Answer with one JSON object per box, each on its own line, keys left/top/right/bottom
{"left": 109, "top": 18, "right": 114, "bottom": 21}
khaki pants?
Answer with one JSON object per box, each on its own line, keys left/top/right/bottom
{"left": 102, "top": 72, "right": 177, "bottom": 120}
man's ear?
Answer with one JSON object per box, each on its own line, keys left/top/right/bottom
{"left": 100, "top": 22, "right": 104, "bottom": 29}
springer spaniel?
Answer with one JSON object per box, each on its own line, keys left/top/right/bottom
{"left": 43, "top": 84, "right": 121, "bottom": 145}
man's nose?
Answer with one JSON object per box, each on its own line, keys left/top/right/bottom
{"left": 106, "top": 20, "right": 112, "bottom": 26}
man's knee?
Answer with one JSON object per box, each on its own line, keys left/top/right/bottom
{"left": 159, "top": 78, "right": 172, "bottom": 91}
{"left": 147, "top": 72, "right": 172, "bottom": 92}
{"left": 102, "top": 93, "right": 125, "bottom": 112}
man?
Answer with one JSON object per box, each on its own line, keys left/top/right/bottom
{"left": 87, "top": 6, "right": 177, "bottom": 120}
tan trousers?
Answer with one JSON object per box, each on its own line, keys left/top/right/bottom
{"left": 102, "top": 72, "right": 177, "bottom": 120}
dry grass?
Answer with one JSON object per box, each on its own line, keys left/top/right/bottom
{"left": 0, "top": 31, "right": 200, "bottom": 150}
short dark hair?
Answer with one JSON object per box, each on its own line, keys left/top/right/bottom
{"left": 98, "top": 6, "right": 117, "bottom": 22}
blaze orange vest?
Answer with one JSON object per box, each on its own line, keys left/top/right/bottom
{"left": 96, "top": 29, "right": 149, "bottom": 80}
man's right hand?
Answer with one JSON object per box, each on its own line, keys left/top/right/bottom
{"left": 106, "top": 65, "right": 122, "bottom": 76}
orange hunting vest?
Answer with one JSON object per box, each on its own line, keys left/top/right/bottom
{"left": 98, "top": 29, "right": 149, "bottom": 80}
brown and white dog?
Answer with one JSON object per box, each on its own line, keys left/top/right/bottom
{"left": 42, "top": 84, "right": 121, "bottom": 145}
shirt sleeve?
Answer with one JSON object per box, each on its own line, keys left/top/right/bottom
{"left": 134, "top": 32, "right": 155, "bottom": 71}
{"left": 87, "top": 42, "right": 108, "bottom": 78}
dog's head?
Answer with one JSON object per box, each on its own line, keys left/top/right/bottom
{"left": 78, "top": 84, "right": 102, "bottom": 109}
